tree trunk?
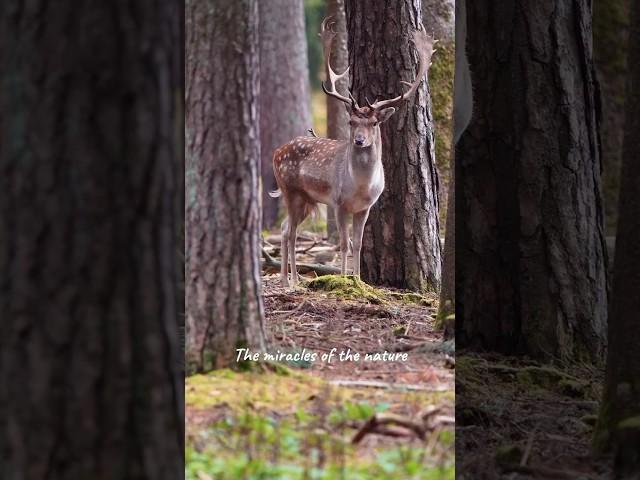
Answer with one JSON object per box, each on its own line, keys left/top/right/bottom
{"left": 456, "top": 0, "right": 608, "bottom": 362}
{"left": 593, "top": 0, "right": 630, "bottom": 237}
{"left": 325, "top": 0, "right": 349, "bottom": 244}
{"left": 438, "top": 151, "right": 455, "bottom": 339}
{"left": 345, "top": 0, "right": 442, "bottom": 292}
{"left": 186, "top": 0, "right": 266, "bottom": 372}
{"left": 431, "top": 0, "right": 457, "bottom": 338}
{"left": 595, "top": 0, "right": 640, "bottom": 472}
{"left": 259, "top": 0, "right": 312, "bottom": 229}
{"left": 421, "top": 0, "right": 455, "bottom": 43}
{"left": 0, "top": 2, "right": 184, "bottom": 479}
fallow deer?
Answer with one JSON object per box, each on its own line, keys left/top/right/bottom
{"left": 270, "top": 17, "right": 436, "bottom": 287}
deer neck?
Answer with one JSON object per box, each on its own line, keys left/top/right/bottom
{"left": 346, "top": 132, "right": 382, "bottom": 178}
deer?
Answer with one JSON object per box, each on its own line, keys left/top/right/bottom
{"left": 269, "top": 17, "right": 436, "bottom": 287}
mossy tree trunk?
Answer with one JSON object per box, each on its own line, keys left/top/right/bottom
{"left": 345, "top": 0, "right": 442, "bottom": 292}
{"left": 259, "top": 0, "right": 312, "bottom": 229}
{"left": 0, "top": 2, "right": 184, "bottom": 478}
{"left": 456, "top": 0, "right": 608, "bottom": 361}
{"left": 325, "top": 0, "right": 349, "bottom": 245}
{"left": 595, "top": 0, "right": 640, "bottom": 472}
{"left": 593, "top": 0, "right": 630, "bottom": 237}
{"left": 424, "top": 0, "right": 456, "bottom": 338}
{"left": 186, "top": 0, "right": 267, "bottom": 372}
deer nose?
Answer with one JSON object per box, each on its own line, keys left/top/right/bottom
{"left": 354, "top": 135, "right": 365, "bottom": 146}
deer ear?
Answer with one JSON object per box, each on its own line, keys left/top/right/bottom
{"left": 377, "top": 107, "right": 396, "bottom": 123}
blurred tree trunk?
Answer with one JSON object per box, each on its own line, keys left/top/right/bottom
{"left": 595, "top": 0, "right": 640, "bottom": 471}
{"left": 0, "top": 2, "right": 184, "bottom": 479}
{"left": 593, "top": 0, "right": 630, "bottom": 238}
{"left": 259, "top": 0, "right": 312, "bottom": 229}
{"left": 345, "top": 0, "right": 442, "bottom": 292}
{"left": 186, "top": 0, "right": 266, "bottom": 372}
{"left": 421, "top": 0, "right": 455, "bottom": 43}
{"left": 325, "top": 0, "right": 349, "bottom": 244}
{"left": 456, "top": 0, "right": 607, "bottom": 362}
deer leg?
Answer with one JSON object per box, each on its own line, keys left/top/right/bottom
{"left": 352, "top": 208, "right": 370, "bottom": 278}
{"left": 335, "top": 208, "right": 350, "bottom": 276}
{"left": 288, "top": 220, "right": 300, "bottom": 285}
{"left": 280, "top": 218, "right": 290, "bottom": 287}
{"left": 287, "top": 195, "right": 309, "bottom": 286}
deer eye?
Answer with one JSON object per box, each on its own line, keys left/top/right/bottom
{"left": 373, "top": 122, "right": 378, "bottom": 127}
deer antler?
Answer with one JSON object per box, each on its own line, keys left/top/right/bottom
{"left": 369, "top": 27, "right": 437, "bottom": 111}
{"left": 319, "top": 16, "right": 356, "bottom": 108}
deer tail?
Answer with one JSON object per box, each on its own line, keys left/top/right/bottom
{"left": 268, "top": 189, "right": 282, "bottom": 198}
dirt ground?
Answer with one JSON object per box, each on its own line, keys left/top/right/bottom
{"left": 456, "top": 352, "right": 613, "bottom": 479}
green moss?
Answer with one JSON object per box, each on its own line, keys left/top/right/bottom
{"left": 186, "top": 368, "right": 449, "bottom": 412}
{"left": 304, "top": 275, "right": 388, "bottom": 303}
{"left": 495, "top": 445, "right": 523, "bottom": 466}
{"left": 429, "top": 41, "right": 455, "bottom": 226}
{"left": 618, "top": 416, "right": 640, "bottom": 430}
{"left": 304, "top": 275, "right": 436, "bottom": 305}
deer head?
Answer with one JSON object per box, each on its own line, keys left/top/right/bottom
{"left": 319, "top": 16, "right": 437, "bottom": 149}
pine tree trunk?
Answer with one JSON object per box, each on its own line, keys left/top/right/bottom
{"left": 439, "top": 151, "right": 455, "bottom": 339}
{"left": 345, "top": 0, "right": 442, "bottom": 292}
{"left": 595, "top": 0, "right": 640, "bottom": 471}
{"left": 593, "top": 0, "right": 630, "bottom": 237}
{"left": 431, "top": 0, "right": 457, "bottom": 338}
{"left": 0, "top": 2, "right": 184, "bottom": 478}
{"left": 325, "top": 0, "right": 349, "bottom": 244}
{"left": 259, "top": 0, "right": 312, "bottom": 229}
{"left": 421, "top": 0, "right": 455, "bottom": 43}
{"left": 186, "top": 0, "right": 266, "bottom": 372}
{"left": 456, "top": 0, "right": 608, "bottom": 362}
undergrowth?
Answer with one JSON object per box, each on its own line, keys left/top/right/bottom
{"left": 186, "top": 370, "right": 454, "bottom": 480}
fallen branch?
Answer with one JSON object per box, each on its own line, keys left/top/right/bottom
{"left": 352, "top": 409, "right": 453, "bottom": 444}
{"left": 352, "top": 412, "right": 427, "bottom": 443}
{"left": 328, "top": 379, "right": 448, "bottom": 392}
{"left": 261, "top": 248, "right": 340, "bottom": 276}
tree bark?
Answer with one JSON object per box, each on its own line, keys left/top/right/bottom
{"left": 595, "top": 0, "right": 640, "bottom": 472}
{"left": 433, "top": 0, "right": 458, "bottom": 339}
{"left": 456, "top": 0, "right": 608, "bottom": 362}
{"left": 345, "top": 0, "right": 442, "bottom": 292}
{"left": 0, "top": 2, "right": 184, "bottom": 479}
{"left": 186, "top": 0, "right": 267, "bottom": 372}
{"left": 259, "top": 0, "right": 312, "bottom": 229}
{"left": 325, "top": 0, "right": 349, "bottom": 244}
{"left": 438, "top": 151, "right": 455, "bottom": 339}
{"left": 593, "top": 0, "right": 630, "bottom": 236}
{"left": 421, "top": 0, "right": 455, "bottom": 43}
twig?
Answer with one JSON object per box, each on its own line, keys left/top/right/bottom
{"left": 296, "top": 240, "right": 318, "bottom": 254}
{"left": 521, "top": 428, "right": 536, "bottom": 466}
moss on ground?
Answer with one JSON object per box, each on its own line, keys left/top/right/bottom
{"left": 456, "top": 355, "right": 594, "bottom": 399}
{"left": 304, "top": 275, "right": 435, "bottom": 306}
{"left": 186, "top": 368, "right": 448, "bottom": 413}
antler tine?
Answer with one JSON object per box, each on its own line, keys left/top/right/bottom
{"left": 369, "top": 26, "right": 436, "bottom": 111}
{"left": 319, "top": 16, "right": 356, "bottom": 108}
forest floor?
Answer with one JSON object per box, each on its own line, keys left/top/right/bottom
{"left": 185, "top": 232, "right": 455, "bottom": 479}
{"left": 456, "top": 352, "right": 613, "bottom": 479}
